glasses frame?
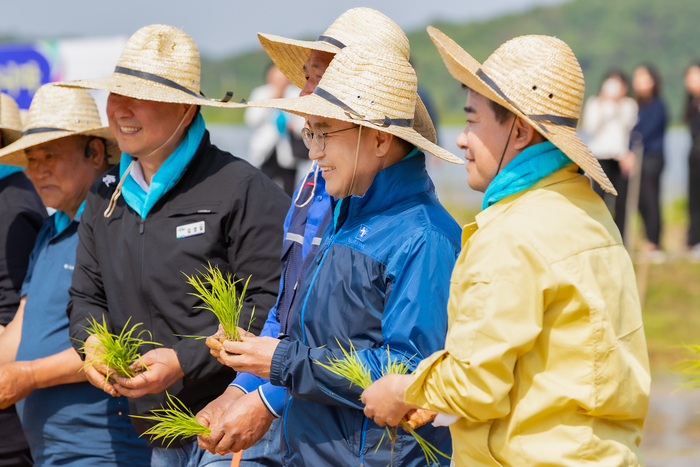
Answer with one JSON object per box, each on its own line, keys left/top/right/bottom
{"left": 301, "top": 125, "right": 360, "bottom": 151}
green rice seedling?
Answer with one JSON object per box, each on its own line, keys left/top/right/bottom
{"left": 315, "top": 340, "right": 451, "bottom": 466}
{"left": 184, "top": 263, "right": 253, "bottom": 342}
{"left": 80, "top": 316, "right": 160, "bottom": 381}
{"left": 131, "top": 392, "right": 211, "bottom": 447}
{"left": 676, "top": 344, "right": 700, "bottom": 390}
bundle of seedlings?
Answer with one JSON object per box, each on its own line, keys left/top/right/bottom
{"left": 80, "top": 316, "right": 160, "bottom": 381}
{"left": 676, "top": 344, "right": 700, "bottom": 390}
{"left": 132, "top": 392, "right": 211, "bottom": 446}
{"left": 184, "top": 263, "right": 254, "bottom": 344}
{"left": 315, "top": 340, "right": 451, "bottom": 466}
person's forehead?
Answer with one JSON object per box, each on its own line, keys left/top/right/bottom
{"left": 465, "top": 90, "right": 490, "bottom": 113}
{"left": 304, "top": 50, "right": 335, "bottom": 70}
{"left": 307, "top": 115, "right": 336, "bottom": 129}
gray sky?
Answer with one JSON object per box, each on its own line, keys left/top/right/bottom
{"left": 2, "top": 0, "right": 570, "bottom": 58}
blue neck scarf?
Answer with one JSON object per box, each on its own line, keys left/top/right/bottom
{"left": 0, "top": 164, "right": 23, "bottom": 182}
{"left": 482, "top": 141, "right": 572, "bottom": 210}
{"left": 119, "top": 113, "right": 206, "bottom": 219}
{"left": 54, "top": 200, "right": 86, "bottom": 235}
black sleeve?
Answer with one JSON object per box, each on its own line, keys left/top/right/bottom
{"left": 0, "top": 173, "right": 46, "bottom": 325}
{"left": 225, "top": 169, "right": 289, "bottom": 336}
{"left": 67, "top": 183, "right": 110, "bottom": 356}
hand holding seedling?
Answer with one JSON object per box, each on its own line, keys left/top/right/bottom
{"left": 83, "top": 334, "right": 120, "bottom": 397}
{"left": 204, "top": 324, "right": 228, "bottom": 359}
{"left": 196, "top": 385, "right": 245, "bottom": 452}
{"left": 111, "top": 348, "right": 185, "bottom": 398}
{"left": 218, "top": 329, "right": 279, "bottom": 378}
{"left": 361, "top": 373, "right": 418, "bottom": 427}
{"left": 0, "top": 361, "right": 36, "bottom": 408}
{"left": 201, "top": 390, "right": 274, "bottom": 454}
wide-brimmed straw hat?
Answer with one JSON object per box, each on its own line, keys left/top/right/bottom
{"left": 55, "top": 24, "right": 245, "bottom": 108}
{"left": 248, "top": 45, "right": 463, "bottom": 165}
{"left": 427, "top": 26, "right": 615, "bottom": 194}
{"left": 0, "top": 93, "right": 23, "bottom": 147}
{"left": 258, "top": 7, "right": 437, "bottom": 144}
{"left": 0, "top": 84, "right": 120, "bottom": 166}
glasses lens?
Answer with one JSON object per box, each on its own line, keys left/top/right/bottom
{"left": 301, "top": 128, "right": 312, "bottom": 150}
{"left": 314, "top": 128, "right": 326, "bottom": 151}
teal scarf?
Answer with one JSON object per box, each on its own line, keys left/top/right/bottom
{"left": 482, "top": 141, "right": 572, "bottom": 210}
{"left": 119, "top": 113, "right": 206, "bottom": 219}
{"left": 0, "top": 164, "right": 23, "bottom": 182}
{"left": 54, "top": 200, "right": 86, "bottom": 234}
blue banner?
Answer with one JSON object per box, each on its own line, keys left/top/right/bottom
{"left": 0, "top": 43, "right": 52, "bottom": 109}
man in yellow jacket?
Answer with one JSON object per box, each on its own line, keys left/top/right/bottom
{"left": 361, "top": 29, "right": 651, "bottom": 467}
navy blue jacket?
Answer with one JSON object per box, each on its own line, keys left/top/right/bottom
{"left": 270, "top": 153, "right": 460, "bottom": 467}
{"left": 632, "top": 96, "right": 666, "bottom": 157}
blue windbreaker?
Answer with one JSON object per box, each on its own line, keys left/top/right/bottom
{"left": 270, "top": 153, "right": 461, "bottom": 467}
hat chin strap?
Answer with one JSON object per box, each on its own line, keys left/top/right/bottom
{"left": 104, "top": 105, "right": 195, "bottom": 218}
{"left": 344, "top": 125, "right": 362, "bottom": 198}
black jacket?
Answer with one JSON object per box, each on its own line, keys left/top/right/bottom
{"left": 0, "top": 171, "right": 46, "bottom": 326}
{"left": 67, "top": 131, "right": 289, "bottom": 438}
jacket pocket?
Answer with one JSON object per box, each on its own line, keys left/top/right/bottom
{"left": 167, "top": 202, "right": 221, "bottom": 217}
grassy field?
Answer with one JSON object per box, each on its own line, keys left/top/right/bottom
{"left": 442, "top": 198, "right": 699, "bottom": 375}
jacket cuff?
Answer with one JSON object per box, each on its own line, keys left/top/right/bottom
{"left": 230, "top": 372, "right": 267, "bottom": 394}
{"left": 257, "top": 383, "right": 285, "bottom": 418}
{"left": 269, "top": 337, "right": 291, "bottom": 386}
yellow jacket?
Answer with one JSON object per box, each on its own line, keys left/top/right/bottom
{"left": 405, "top": 165, "right": 650, "bottom": 467}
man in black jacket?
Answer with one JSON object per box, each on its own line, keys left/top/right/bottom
{"left": 60, "top": 25, "right": 289, "bottom": 467}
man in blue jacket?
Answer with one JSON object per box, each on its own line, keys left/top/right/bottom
{"left": 214, "top": 45, "right": 464, "bottom": 466}
{"left": 197, "top": 8, "right": 442, "bottom": 465}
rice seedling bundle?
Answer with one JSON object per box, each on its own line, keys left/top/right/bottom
{"left": 132, "top": 392, "right": 211, "bottom": 447}
{"left": 80, "top": 316, "right": 160, "bottom": 381}
{"left": 676, "top": 344, "right": 700, "bottom": 390}
{"left": 184, "top": 263, "right": 253, "bottom": 342}
{"left": 315, "top": 340, "right": 451, "bottom": 466}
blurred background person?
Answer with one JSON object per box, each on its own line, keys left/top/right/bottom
{"left": 582, "top": 70, "right": 637, "bottom": 235}
{"left": 0, "top": 92, "right": 45, "bottom": 467}
{"left": 245, "top": 63, "right": 305, "bottom": 197}
{"left": 684, "top": 62, "right": 700, "bottom": 260}
{"left": 621, "top": 64, "right": 667, "bottom": 260}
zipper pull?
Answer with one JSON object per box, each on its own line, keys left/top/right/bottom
{"left": 316, "top": 235, "right": 334, "bottom": 264}
{"left": 139, "top": 219, "right": 145, "bottom": 234}
{"left": 293, "top": 280, "right": 298, "bottom": 291}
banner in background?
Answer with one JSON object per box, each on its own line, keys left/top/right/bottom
{"left": 0, "top": 42, "right": 57, "bottom": 109}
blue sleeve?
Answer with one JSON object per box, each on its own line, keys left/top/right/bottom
{"left": 258, "top": 383, "right": 286, "bottom": 418}
{"left": 270, "top": 230, "right": 459, "bottom": 410}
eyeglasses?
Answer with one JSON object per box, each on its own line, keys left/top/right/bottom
{"left": 301, "top": 125, "right": 360, "bottom": 151}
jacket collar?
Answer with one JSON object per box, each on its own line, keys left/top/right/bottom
{"left": 473, "top": 163, "right": 580, "bottom": 234}
{"left": 344, "top": 152, "right": 430, "bottom": 221}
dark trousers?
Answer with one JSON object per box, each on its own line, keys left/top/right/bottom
{"left": 0, "top": 449, "right": 33, "bottom": 467}
{"left": 594, "top": 159, "right": 629, "bottom": 236}
{"left": 688, "top": 151, "right": 700, "bottom": 246}
{"left": 638, "top": 155, "right": 664, "bottom": 246}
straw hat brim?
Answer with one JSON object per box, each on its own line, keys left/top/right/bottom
{"left": 0, "top": 126, "right": 23, "bottom": 147}
{"left": 0, "top": 127, "right": 120, "bottom": 167}
{"left": 427, "top": 26, "right": 615, "bottom": 195}
{"left": 56, "top": 74, "right": 246, "bottom": 109}
{"left": 258, "top": 32, "right": 438, "bottom": 145}
{"left": 248, "top": 95, "right": 463, "bottom": 165}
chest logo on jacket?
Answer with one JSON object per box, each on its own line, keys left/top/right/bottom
{"left": 356, "top": 225, "right": 371, "bottom": 242}
{"left": 102, "top": 174, "right": 117, "bottom": 187}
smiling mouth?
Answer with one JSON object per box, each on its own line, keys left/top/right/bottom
{"left": 119, "top": 126, "right": 140, "bottom": 134}
{"left": 319, "top": 166, "right": 336, "bottom": 172}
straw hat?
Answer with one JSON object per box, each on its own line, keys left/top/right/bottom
{"left": 427, "top": 26, "right": 615, "bottom": 194}
{"left": 55, "top": 24, "right": 245, "bottom": 108}
{"left": 0, "top": 84, "right": 120, "bottom": 166}
{"left": 258, "top": 7, "right": 437, "bottom": 144}
{"left": 248, "top": 45, "right": 463, "bottom": 165}
{"left": 0, "top": 93, "right": 23, "bottom": 147}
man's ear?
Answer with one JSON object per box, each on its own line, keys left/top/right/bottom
{"left": 374, "top": 128, "right": 393, "bottom": 159}
{"left": 512, "top": 117, "right": 541, "bottom": 150}
{"left": 88, "top": 138, "right": 107, "bottom": 168}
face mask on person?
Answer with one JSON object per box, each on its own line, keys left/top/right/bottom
{"left": 601, "top": 78, "right": 623, "bottom": 99}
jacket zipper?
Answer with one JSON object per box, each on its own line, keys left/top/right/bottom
{"left": 359, "top": 416, "right": 368, "bottom": 466}
{"left": 300, "top": 234, "right": 335, "bottom": 344}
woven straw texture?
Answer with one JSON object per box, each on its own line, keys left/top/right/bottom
{"left": 0, "top": 84, "right": 120, "bottom": 166}
{"left": 55, "top": 25, "right": 245, "bottom": 108}
{"left": 0, "top": 93, "right": 22, "bottom": 146}
{"left": 428, "top": 26, "right": 615, "bottom": 194}
{"left": 258, "top": 7, "right": 436, "bottom": 144}
{"left": 248, "top": 45, "right": 462, "bottom": 165}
